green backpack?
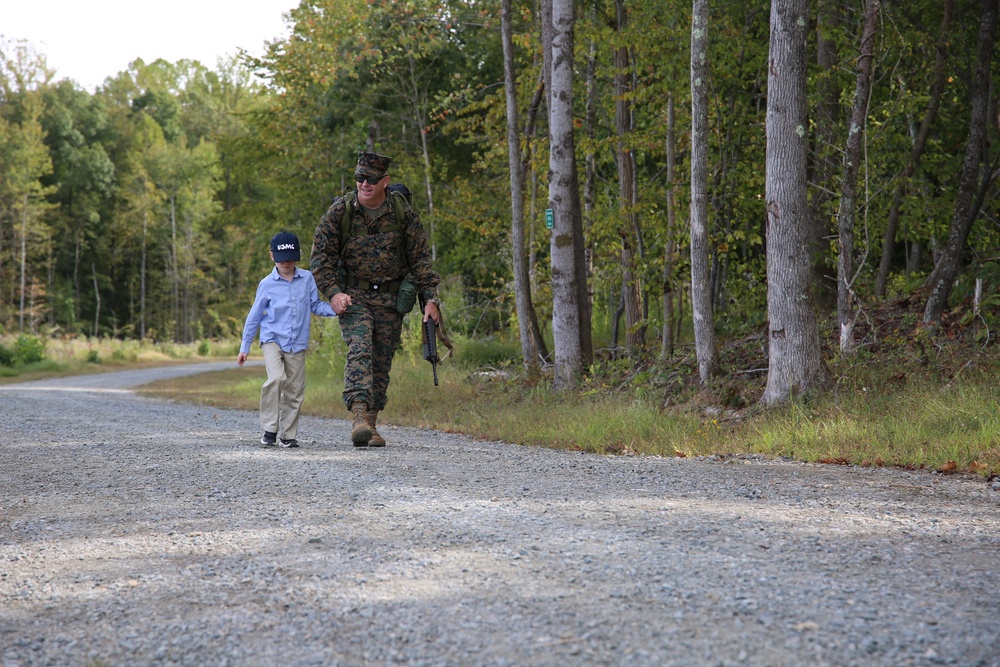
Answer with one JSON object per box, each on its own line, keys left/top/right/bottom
{"left": 337, "top": 184, "right": 417, "bottom": 314}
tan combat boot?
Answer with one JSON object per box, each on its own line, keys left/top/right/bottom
{"left": 367, "top": 409, "right": 386, "bottom": 447}
{"left": 350, "top": 402, "right": 373, "bottom": 446}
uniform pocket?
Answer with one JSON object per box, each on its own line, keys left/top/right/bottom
{"left": 395, "top": 279, "right": 417, "bottom": 314}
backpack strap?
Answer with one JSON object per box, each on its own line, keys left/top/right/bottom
{"left": 388, "top": 192, "right": 408, "bottom": 268}
{"left": 338, "top": 191, "right": 355, "bottom": 257}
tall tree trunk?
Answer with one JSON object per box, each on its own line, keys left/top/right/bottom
{"left": 410, "top": 60, "right": 437, "bottom": 263}
{"left": 661, "top": 95, "right": 678, "bottom": 359}
{"left": 612, "top": 291, "right": 624, "bottom": 354}
{"left": 548, "top": 0, "right": 585, "bottom": 389}
{"left": 19, "top": 194, "right": 28, "bottom": 333}
{"left": 73, "top": 232, "right": 80, "bottom": 327}
{"left": 876, "top": 0, "right": 953, "bottom": 296}
{"left": 91, "top": 262, "right": 100, "bottom": 337}
{"left": 924, "top": 0, "right": 998, "bottom": 323}
{"left": 689, "top": 0, "right": 721, "bottom": 383}
{"left": 574, "top": 187, "right": 594, "bottom": 367}
{"left": 836, "top": 0, "right": 879, "bottom": 355}
{"left": 614, "top": 0, "right": 642, "bottom": 354}
{"left": 584, "top": 38, "right": 597, "bottom": 325}
{"left": 542, "top": 0, "right": 592, "bottom": 367}
{"left": 522, "top": 72, "right": 550, "bottom": 362}
{"left": 170, "top": 194, "right": 179, "bottom": 342}
{"left": 807, "top": 0, "right": 842, "bottom": 311}
{"left": 183, "top": 214, "right": 192, "bottom": 342}
{"left": 47, "top": 248, "right": 54, "bottom": 328}
{"left": 502, "top": 0, "right": 542, "bottom": 375}
{"left": 632, "top": 63, "right": 649, "bottom": 336}
{"left": 0, "top": 213, "right": 6, "bottom": 319}
{"left": 141, "top": 209, "right": 147, "bottom": 340}
{"left": 762, "top": 0, "right": 834, "bottom": 407}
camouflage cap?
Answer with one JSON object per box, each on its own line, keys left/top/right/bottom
{"left": 355, "top": 151, "right": 392, "bottom": 179}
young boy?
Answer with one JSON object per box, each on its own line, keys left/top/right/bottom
{"left": 238, "top": 231, "right": 336, "bottom": 447}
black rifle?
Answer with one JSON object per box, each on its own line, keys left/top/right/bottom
{"left": 420, "top": 297, "right": 440, "bottom": 386}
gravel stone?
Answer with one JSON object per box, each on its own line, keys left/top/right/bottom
{"left": 1, "top": 362, "right": 999, "bottom": 667}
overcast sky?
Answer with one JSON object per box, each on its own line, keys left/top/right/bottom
{"left": 1, "top": 0, "right": 296, "bottom": 91}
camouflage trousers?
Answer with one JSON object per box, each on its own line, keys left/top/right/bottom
{"left": 339, "top": 300, "right": 403, "bottom": 411}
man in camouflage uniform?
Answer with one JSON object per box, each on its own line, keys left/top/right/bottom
{"left": 310, "top": 151, "right": 441, "bottom": 447}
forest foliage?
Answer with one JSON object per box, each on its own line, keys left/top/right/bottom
{"left": 1, "top": 0, "right": 998, "bottom": 379}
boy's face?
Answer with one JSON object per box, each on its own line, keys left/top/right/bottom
{"left": 269, "top": 251, "right": 297, "bottom": 275}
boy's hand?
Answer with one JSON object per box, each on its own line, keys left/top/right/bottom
{"left": 331, "top": 292, "right": 352, "bottom": 315}
{"left": 237, "top": 352, "right": 248, "bottom": 366}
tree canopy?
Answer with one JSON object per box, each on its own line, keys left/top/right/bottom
{"left": 1, "top": 1, "right": 996, "bottom": 393}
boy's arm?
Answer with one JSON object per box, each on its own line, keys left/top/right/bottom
{"left": 314, "top": 301, "right": 337, "bottom": 318}
{"left": 306, "top": 273, "right": 337, "bottom": 318}
{"left": 239, "top": 282, "right": 270, "bottom": 355}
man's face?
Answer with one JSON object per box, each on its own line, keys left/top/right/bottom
{"left": 356, "top": 172, "right": 388, "bottom": 207}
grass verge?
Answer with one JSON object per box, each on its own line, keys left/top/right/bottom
{"left": 137, "top": 335, "right": 999, "bottom": 478}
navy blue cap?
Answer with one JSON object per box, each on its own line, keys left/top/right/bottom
{"left": 270, "top": 231, "right": 300, "bottom": 262}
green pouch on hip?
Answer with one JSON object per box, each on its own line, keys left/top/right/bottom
{"left": 395, "top": 279, "right": 417, "bottom": 314}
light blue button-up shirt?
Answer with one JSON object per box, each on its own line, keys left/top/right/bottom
{"left": 240, "top": 267, "right": 336, "bottom": 355}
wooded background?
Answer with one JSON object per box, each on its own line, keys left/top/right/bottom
{"left": 1, "top": 0, "right": 997, "bottom": 403}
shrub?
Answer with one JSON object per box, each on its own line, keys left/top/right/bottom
{"left": 13, "top": 334, "right": 46, "bottom": 365}
{"left": 454, "top": 334, "right": 520, "bottom": 369}
{"left": 111, "top": 348, "right": 134, "bottom": 362}
{"left": 0, "top": 343, "right": 13, "bottom": 367}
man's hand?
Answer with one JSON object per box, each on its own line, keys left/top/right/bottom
{"left": 237, "top": 352, "right": 248, "bottom": 366}
{"left": 331, "top": 292, "right": 352, "bottom": 315}
{"left": 423, "top": 300, "right": 440, "bottom": 324}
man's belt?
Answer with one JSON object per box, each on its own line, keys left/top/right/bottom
{"left": 345, "top": 276, "right": 403, "bottom": 293}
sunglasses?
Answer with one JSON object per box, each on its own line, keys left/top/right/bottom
{"left": 355, "top": 174, "right": 385, "bottom": 186}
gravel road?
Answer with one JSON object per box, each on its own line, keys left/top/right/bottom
{"left": 2, "top": 363, "right": 999, "bottom": 667}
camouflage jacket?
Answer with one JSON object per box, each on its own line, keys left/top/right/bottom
{"left": 310, "top": 192, "right": 440, "bottom": 309}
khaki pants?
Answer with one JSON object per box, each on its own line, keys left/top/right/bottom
{"left": 260, "top": 342, "right": 306, "bottom": 440}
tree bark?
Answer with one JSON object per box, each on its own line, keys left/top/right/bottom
{"left": 762, "top": 0, "right": 834, "bottom": 407}
{"left": 502, "top": 0, "right": 542, "bottom": 375}
{"left": 836, "top": 0, "right": 879, "bottom": 355}
{"left": 689, "top": 0, "right": 720, "bottom": 383}
{"left": 548, "top": 0, "right": 585, "bottom": 389}
{"left": 924, "top": 0, "right": 998, "bottom": 323}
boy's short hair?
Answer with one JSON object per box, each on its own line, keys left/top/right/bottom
{"left": 270, "top": 231, "right": 300, "bottom": 262}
